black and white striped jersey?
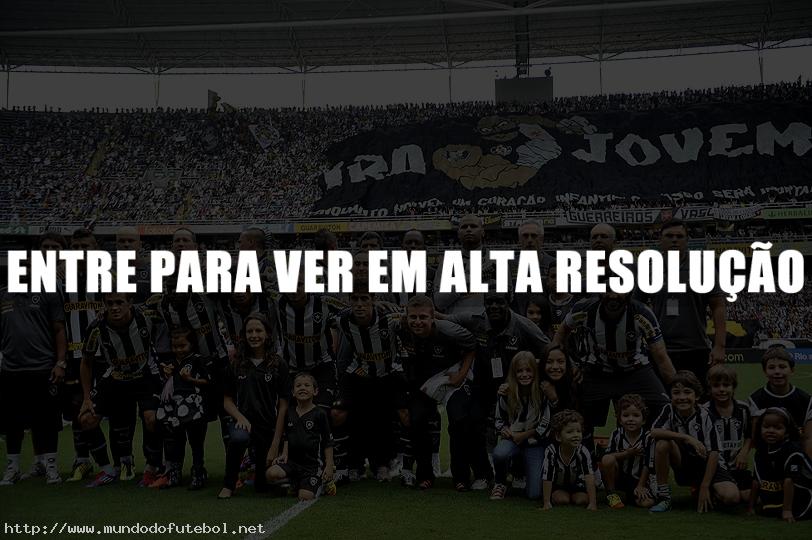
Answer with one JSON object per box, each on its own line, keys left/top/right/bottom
{"left": 606, "top": 427, "right": 654, "bottom": 480}
{"left": 703, "top": 400, "right": 751, "bottom": 469}
{"left": 653, "top": 404, "right": 722, "bottom": 460}
{"left": 541, "top": 442, "right": 594, "bottom": 489}
{"left": 337, "top": 310, "right": 403, "bottom": 378}
{"left": 277, "top": 294, "right": 340, "bottom": 372}
{"left": 83, "top": 308, "right": 159, "bottom": 382}
{"left": 153, "top": 293, "right": 228, "bottom": 360}
{"left": 563, "top": 297, "right": 664, "bottom": 373}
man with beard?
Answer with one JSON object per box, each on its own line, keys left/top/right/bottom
{"left": 635, "top": 219, "right": 726, "bottom": 391}
{"left": 552, "top": 291, "right": 676, "bottom": 450}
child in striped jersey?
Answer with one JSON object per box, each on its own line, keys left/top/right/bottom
{"left": 650, "top": 371, "right": 740, "bottom": 513}
{"left": 704, "top": 364, "right": 752, "bottom": 500}
{"left": 600, "top": 394, "right": 654, "bottom": 509}
{"left": 490, "top": 352, "right": 552, "bottom": 501}
{"left": 541, "top": 410, "right": 598, "bottom": 511}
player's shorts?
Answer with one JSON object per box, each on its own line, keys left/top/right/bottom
{"left": 581, "top": 365, "right": 669, "bottom": 428}
{"left": 616, "top": 472, "right": 645, "bottom": 496}
{"left": 90, "top": 377, "right": 160, "bottom": 419}
{"left": 335, "top": 373, "right": 407, "bottom": 411}
{"left": 731, "top": 468, "right": 753, "bottom": 490}
{"left": 60, "top": 381, "right": 84, "bottom": 422}
{"left": 279, "top": 462, "right": 322, "bottom": 495}
{"left": 673, "top": 445, "right": 735, "bottom": 487}
{"left": 0, "top": 369, "right": 62, "bottom": 434}
{"left": 553, "top": 481, "right": 587, "bottom": 494}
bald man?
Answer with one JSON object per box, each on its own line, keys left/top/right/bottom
{"left": 433, "top": 214, "right": 492, "bottom": 316}
{"left": 512, "top": 219, "right": 556, "bottom": 317}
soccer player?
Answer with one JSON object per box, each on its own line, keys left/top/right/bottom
{"left": 0, "top": 281, "right": 67, "bottom": 486}
{"left": 397, "top": 229, "right": 437, "bottom": 306}
{"left": 650, "top": 371, "right": 740, "bottom": 513}
{"left": 220, "top": 290, "right": 280, "bottom": 352}
{"left": 552, "top": 291, "right": 675, "bottom": 451}
{"left": 541, "top": 410, "right": 597, "bottom": 510}
{"left": 239, "top": 227, "right": 274, "bottom": 288}
{"left": 635, "top": 219, "right": 726, "bottom": 389}
{"left": 397, "top": 295, "right": 477, "bottom": 490}
{"left": 358, "top": 231, "right": 384, "bottom": 251}
{"left": 219, "top": 314, "right": 289, "bottom": 499}
{"left": 747, "top": 346, "right": 812, "bottom": 458}
{"left": 115, "top": 227, "right": 151, "bottom": 305}
{"left": 267, "top": 372, "right": 335, "bottom": 501}
{"left": 703, "top": 364, "right": 752, "bottom": 499}
{"left": 333, "top": 290, "right": 407, "bottom": 482}
{"left": 61, "top": 229, "right": 107, "bottom": 482}
{"left": 79, "top": 292, "right": 163, "bottom": 487}
{"left": 276, "top": 277, "right": 340, "bottom": 408}
{"left": 524, "top": 267, "right": 577, "bottom": 340}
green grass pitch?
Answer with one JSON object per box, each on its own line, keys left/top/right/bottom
{"left": 2, "top": 364, "right": 811, "bottom": 539}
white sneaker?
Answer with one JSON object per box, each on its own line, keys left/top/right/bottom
{"left": 511, "top": 477, "right": 526, "bottom": 490}
{"left": 376, "top": 466, "right": 390, "bottom": 482}
{"left": 389, "top": 457, "right": 403, "bottom": 477}
{"left": 431, "top": 453, "right": 441, "bottom": 478}
{"left": 46, "top": 468, "right": 62, "bottom": 485}
{"left": 20, "top": 461, "right": 46, "bottom": 480}
{"left": 0, "top": 465, "right": 21, "bottom": 486}
{"left": 471, "top": 478, "right": 489, "bottom": 491}
{"left": 400, "top": 469, "right": 416, "bottom": 487}
{"left": 334, "top": 469, "right": 349, "bottom": 483}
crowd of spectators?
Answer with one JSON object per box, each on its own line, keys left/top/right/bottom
{"left": 2, "top": 80, "right": 811, "bottom": 223}
{"left": 727, "top": 282, "right": 812, "bottom": 340}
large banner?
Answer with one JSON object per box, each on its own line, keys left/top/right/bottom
{"left": 313, "top": 102, "right": 811, "bottom": 216}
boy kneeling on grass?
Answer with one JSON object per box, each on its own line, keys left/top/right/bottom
{"left": 267, "top": 373, "right": 335, "bottom": 501}
{"left": 650, "top": 370, "right": 740, "bottom": 513}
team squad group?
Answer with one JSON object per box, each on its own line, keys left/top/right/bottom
{"left": 1, "top": 216, "right": 811, "bottom": 521}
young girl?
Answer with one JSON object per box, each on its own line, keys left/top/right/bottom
{"left": 218, "top": 313, "right": 289, "bottom": 499}
{"left": 541, "top": 345, "right": 578, "bottom": 411}
{"left": 600, "top": 394, "right": 654, "bottom": 509}
{"left": 490, "top": 352, "right": 552, "bottom": 500}
{"left": 268, "top": 373, "right": 335, "bottom": 501}
{"left": 541, "top": 410, "right": 598, "bottom": 511}
{"left": 749, "top": 407, "right": 812, "bottom": 522}
{"left": 152, "top": 327, "right": 211, "bottom": 490}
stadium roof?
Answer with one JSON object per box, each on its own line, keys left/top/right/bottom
{"left": 1, "top": 0, "right": 810, "bottom": 73}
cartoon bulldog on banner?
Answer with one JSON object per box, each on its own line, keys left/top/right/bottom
{"left": 433, "top": 115, "right": 595, "bottom": 189}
